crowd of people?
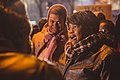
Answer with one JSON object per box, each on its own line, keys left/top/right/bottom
{"left": 0, "top": 0, "right": 120, "bottom": 80}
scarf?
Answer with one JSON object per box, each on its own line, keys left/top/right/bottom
{"left": 43, "top": 29, "right": 65, "bottom": 63}
{"left": 65, "top": 31, "right": 113, "bottom": 63}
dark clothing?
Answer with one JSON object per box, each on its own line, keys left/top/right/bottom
{"left": 0, "top": 52, "right": 63, "bottom": 80}
{"left": 65, "top": 45, "right": 120, "bottom": 80}
{"left": 64, "top": 32, "right": 120, "bottom": 80}
{"left": 0, "top": 38, "right": 63, "bottom": 80}
{"left": 32, "top": 24, "right": 67, "bottom": 63}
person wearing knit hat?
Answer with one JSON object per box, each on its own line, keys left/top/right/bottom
{"left": 47, "top": 4, "right": 67, "bottom": 25}
{"left": 0, "top": 1, "right": 64, "bottom": 80}
{"left": 0, "top": 0, "right": 63, "bottom": 80}
{"left": 32, "top": 4, "right": 68, "bottom": 64}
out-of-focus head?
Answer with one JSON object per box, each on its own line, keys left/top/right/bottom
{"left": 67, "top": 10, "right": 100, "bottom": 45}
{"left": 0, "top": 0, "right": 28, "bottom": 18}
{"left": 97, "top": 12, "right": 106, "bottom": 21}
{"left": 99, "top": 20, "right": 115, "bottom": 34}
{"left": 0, "top": 0, "right": 31, "bottom": 53}
{"left": 115, "top": 13, "right": 120, "bottom": 37}
{"left": 39, "top": 18, "right": 47, "bottom": 31}
{"left": 47, "top": 4, "right": 67, "bottom": 35}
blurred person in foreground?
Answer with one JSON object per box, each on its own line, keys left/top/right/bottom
{"left": 32, "top": 4, "right": 68, "bottom": 64}
{"left": 0, "top": 0, "right": 31, "bottom": 53}
{"left": 63, "top": 10, "right": 120, "bottom": 80}
{"left": 0, "top": 1, "right": 64, "bottom": 80}
{"left": 115, "top": 13, "right": 120, "bottom": 52}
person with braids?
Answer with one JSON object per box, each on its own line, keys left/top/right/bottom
{"left": 63, "top": 10, "right": 120, "bottom": 80}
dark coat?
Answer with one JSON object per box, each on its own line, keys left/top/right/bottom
{"left": 63, "top": 32, "right": 120, "bottom": 80}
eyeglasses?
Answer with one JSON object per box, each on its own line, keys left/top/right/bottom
{"left": 67, "top": 24, "right": 82, "bottom": 31}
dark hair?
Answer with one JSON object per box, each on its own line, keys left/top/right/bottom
{"left": 97, "top": 12, "right": 106, "bottom": 21}
{"left": 0, "top": 0, "right": 28, "bottom": 19}
{"left": 67, "top": 10, "right": 100, "bottom": 35}
{"left": 0, "top": 0, "right": 20, "bottom": 6}
{"left": 39, "top": 18, "right": 47, "bottom": 31}
{"left": 0, "top": 7, "right": 31, "bottom": 53}
{"left": 115, "top": 14, "right": 120, "bottom": 38}
{"left": 100, "top": 19, "right": 115, "bottom": 34}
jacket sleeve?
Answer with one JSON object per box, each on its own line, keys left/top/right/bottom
{"left": 100, "top": 52, "right": 120, "bottom": 80}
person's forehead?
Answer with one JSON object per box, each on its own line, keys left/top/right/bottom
{"left": 68, "top": 23, "right": 80, "bottom": 27}
{"left": 100, "top": 22, "right": 106, "bottom": 26}
{"left": 69, "top": 23, "right": 76, "bottom": 26}
{"left": 49, "top": 14, "right": 63, "bottom": 21}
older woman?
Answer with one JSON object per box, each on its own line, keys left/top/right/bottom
{"left": 64, "top": 10, "right": 120, "bottom": 80}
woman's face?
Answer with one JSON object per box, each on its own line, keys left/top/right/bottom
{"left": 99, "top": 22, "right": 109, "bottom": 33}
{"left": 67, "top": 23, "right": 83, "bottom": 45}
{"left": 48, "top": 14, "right": 64, "bottom": 34}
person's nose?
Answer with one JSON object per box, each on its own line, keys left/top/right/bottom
{"left": 53, "top": 22, "right": 59, "bottom": 29}
{"left": 69, "top": 27, "right": 74, "bottom": 34}
{"left": 53, "top": 22, "right": 56, "bottom": 26}
{"left": 52, "top": 22, "right": 56, "bottom": 28}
